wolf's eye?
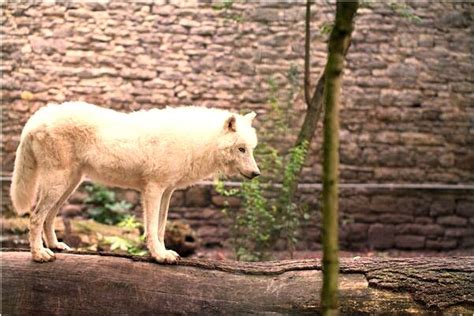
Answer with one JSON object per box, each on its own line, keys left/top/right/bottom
{"left": 238, "top": 147, "right": 246, "bottom": 153}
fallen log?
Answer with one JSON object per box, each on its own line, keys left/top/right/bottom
{"left": 1, "top": 249, "right": 473, "bottom": 315}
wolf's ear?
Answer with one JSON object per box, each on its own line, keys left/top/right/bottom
{"left": 224, "top": 115, "right": 236, "bottom": 132}
{"left": 244, "top": 111, "right": 256, "bottom": 124}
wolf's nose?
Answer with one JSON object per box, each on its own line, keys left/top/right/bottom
{"left": 251, "top": 171, "right": 261, "bottom": 178}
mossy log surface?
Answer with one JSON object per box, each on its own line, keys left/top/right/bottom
{"left": 2, "top": 249, "right": 473, "bottom": 315}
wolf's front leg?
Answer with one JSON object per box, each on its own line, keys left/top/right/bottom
{"left": 143, "top": 185, "right": 179, "bottom": 264}
{"left": 158, "top": 188, "right": 180, "bottom": 260}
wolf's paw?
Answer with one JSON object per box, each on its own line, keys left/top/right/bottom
{"left": 32, "top": 248, "right": 56, "bottom": 263}
{"left": 153, "top": 249, "right": 180, "bottom": 264}
{"left": 51, "top": 242, "right": 72, "bottom": 251}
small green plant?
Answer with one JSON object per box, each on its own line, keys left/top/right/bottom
{"left": 320, "top": 22, "right": 333, "bottom": 36}
{"left": 117, "top": 215, "right": 142, "bottom": 230}
{"left": 85, "top": 184, "right": 132, "bottom": 225}
{"left": 216, "top": 65, "right": 314, "bottom": 261}
{"left": 212, "top": 0, "right": 233, "bottom": 11}
{"left": 216, "top": 177, "right": 277, "bottom": 261}
{"left": 390, "top": 2, "right": 422, "bottom": 23}
{"left": 277, "top": 140, "right": 310, "bottom": 257}
{"left": 212, "top": 0, "right": 245, "bottom": 23}
{"left": 103, "top": 236, "right": 148, "bottom": 256}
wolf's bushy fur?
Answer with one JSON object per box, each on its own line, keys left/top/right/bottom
{"left": 10, "top": 102, "right": 259, "bottom": 263}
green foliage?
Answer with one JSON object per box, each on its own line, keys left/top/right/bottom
{"left": 103, "top": 236, "right": 147, "bottom": 256}
{"left": 212, "top": 0, "right": 233, "bottom": 11}
{"left": 216, "top": 177, "right": 277, "bottom": 261}
{"left": 278, "top": 140, "right": 311, "bottom": 257}
{"left": 216, "top": 65, "right": 314, "bottom": 261}
{"left": 117, "top": 215, "right": 142, "bottom": 230}
{"left": 389, "top": 2, "right": 422, "bottom": 23}
{"left": 320, "top": 22, "right": 333, "bottom": 36}
{"left": 85, "top": 184, "right": 132, "bottom": 225}
{"left": 212, "top": 0, "right": 244, "bottom": 23}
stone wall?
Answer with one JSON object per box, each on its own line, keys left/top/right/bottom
{"left": 1, "top": 1, "right": 473, "bottom": 251}
{"left": 35, "top": 183, "right": 474, "bottom": 251}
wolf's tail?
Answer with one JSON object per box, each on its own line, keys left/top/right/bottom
{"left": 10, "top": 134, "right": 38, "bottom": 215}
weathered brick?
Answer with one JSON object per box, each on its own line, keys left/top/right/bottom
{"left": 170, "top": 191, "right": 185, "bottom": 207}
{"left": 456, "top": 201, "right": 474, "bottom": 218}
{"left": 395, "top": 235, "right": 425, "bottom": 249}
{"left": 426, "top": 239, "right": 457, "bottom": 250}
{"left": 348, "top": 223, "right": 369, "bottom": 242}
{"left": 379, "top": 214, "right": 413, "bottom": 224}
{"left": 445, "top": 228, "right": 472, "bottom": 238}
{"left": 60, "top": 204, "right": 83, "bottom": 218}
{"left": 184, "top": 186, "right": 210, "bottom": 207}
{"left": 459, "top": 238, "right": 474, "bottom": 249}
{"left": 430, "top": 198, "right": 455, "bottom": 216}
{"left": 396, "top": 224, "right": 444, "bottom": 237}
{"left": 211, "top": 195, "right": 241, "bottom": 208}
{"left": 368, "top": 224, "right": 395, "bottom": 250}
{"left": 437, "top": 216, "right": 468, "bottom": 227}
{"left": 370, "top": 195, "right": 398, "bottom": 213}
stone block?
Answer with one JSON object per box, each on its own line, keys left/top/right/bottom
{"left": 351, "top": 213, "right": 379, "bottom": 224}
{"left": 370, "top": 195, "right": 398, "bottom": 213}
{"left": 396, "top": 224, "right": 444, "bottom": 237}
{"left": 340, "top": 196, "right": 370, "bottom": 213}
{"left": 395, "top": 235, "right": 425, "bottom": 249}
{"left": 430, "top": 198, "right": 455, "bottom": 216}
{"left": 120, "top": 68, "right": 156, "bottom": 80}
{"left": 211, "top": 195, "right": 241, "bottom": 208}
{"left": 368, "top": 224, "right": 395, "bottom": 250}
{"left": 445, "top": 228, "right": 472, "bottom": 238}
{"left": 456, "top": 201, "right": 474, "bottom": 218}
{"left": 61, "top": 204, "right": 83, "bottom": 218}
{"left": 437, "top": 216, "right": 468, "bottom": 227}
{"left": 459, "top": 238, "right": 474, "bottom": 249}
{"left": 170, "top": 191, "right": 184, "bottom": 207}
{"left": 379, "top": 214, "right": 413, "bottom": 224}
{"left": 400, "top": 132, "right": 443, "bottom": 146}
{"left": 348, "top": 223, "right": 369, "bottom": 242}
{"left": 414, "top": 217, "right": 433, "bottom": 224}
{"left": 396, "top": 197, "right": 426, "bottom": 215}
{"left": 69, "top": 191, "right": 89, "bottom": 204}
{"left": 426, "top": 239, "right": 457, "bottom": 250}
{"left": 123, "top": 190, "right": 140, "bottom": 206}
{"left": 184, "top": 186, "right": 211, "bottom": 207}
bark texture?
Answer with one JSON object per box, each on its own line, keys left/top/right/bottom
{"left": 320, "top": 1, "right": 359, "bottom": 314}
{"left": 1, "top": 249, "right": 473, "bottom": 315}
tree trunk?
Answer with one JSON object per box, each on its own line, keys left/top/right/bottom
{"left": 321, "top": 2, "right": 358, "bottom": 315}
{"left": 2, "top": 250, "right": 473, "bottom": 315}
{"left": 285, "top": 1, "right": 326, "bottom": 205}
{"left": 285, "top": 0, "right": 354, "bottom": 207}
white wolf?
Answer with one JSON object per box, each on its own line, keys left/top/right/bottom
{"left": 10, "top": 102, "right": 260, "bottom": 263}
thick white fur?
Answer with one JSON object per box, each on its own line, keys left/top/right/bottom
{"left": 10, "top": 101, "right": 260, "bottom": 263}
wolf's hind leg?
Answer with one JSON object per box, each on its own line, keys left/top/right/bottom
{"left": 30, "top": 193, "right": 56, "bottom": 262}
{"left": 43, "top": 172, "right": 82, "bottom": 251}
{"left": 30, "top": 171, "right": 77, "bottom": 262}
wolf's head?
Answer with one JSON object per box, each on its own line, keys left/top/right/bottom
{"left": 218, "top": 112, "right": 260, "bottom": 179}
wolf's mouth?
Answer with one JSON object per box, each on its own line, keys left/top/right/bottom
{"left": 240, "top": 172, "right": 253, "bottom": 180}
